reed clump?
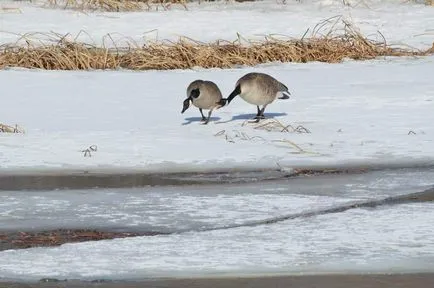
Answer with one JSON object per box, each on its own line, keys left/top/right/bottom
{"left": 0, "top": 22, "right": 431, "bottom": 71}
{"left": 45, "top": 0, "right": 434, "bottom": 11}
{"left": 46, "top": 0, "right": 188, "bottom": 11}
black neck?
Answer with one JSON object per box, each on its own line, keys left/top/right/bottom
{"left": 227, "top": 84, "right": 241, "bottom": 104}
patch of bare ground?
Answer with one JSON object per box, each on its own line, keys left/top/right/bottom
{"left": 0, "top": 229, "right": 162, "bottom": 251}
{"left": 0, "top": 18, "right": 432, "bottom": 71}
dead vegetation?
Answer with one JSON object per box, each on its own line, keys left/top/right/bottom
{"left": 214, "top": 128, "right": 316, "bottom": 154}
{"left": 0, "top": 18, "right": 432, "bottom": 71}
{"left": 44, "top": 0, "right": 434, "bottom": 11}
{"left": 214, "top": 119, "right": 316, "bottom": 155}
{"left": 242, "top": 118, "right": 311, "bottom": 133}
{"left": 44, "top": 0, "right": 269, "bottom": 12}
{"left": 0, "top": 7, "right": 23, "bottom": 13}
{"left": 214, "top": 129, "right": 266, "bottom": 143}
{"left": 45, "top": 0, "right": 188, "bottom": 11}
{"left": 81, "top": 145, "right": 98, "bottom": 157}
{"left": 0, "top": 123, "right": 25, "bottom": 133}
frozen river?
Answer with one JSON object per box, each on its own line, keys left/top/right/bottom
{"left": 0, "top": 167, "right": 434, "bottom": 281}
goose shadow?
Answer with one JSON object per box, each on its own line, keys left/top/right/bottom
{"left": 182, "top": 116, "right": 222, "bottom": 126}
{"left": 216, "top": 112, "right": 288, "bottom": 124}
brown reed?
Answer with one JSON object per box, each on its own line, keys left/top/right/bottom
{"left": 0, "top": 22, "right": 431, "bottom": 71}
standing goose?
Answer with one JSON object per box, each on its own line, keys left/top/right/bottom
{"left": 181, "top": 80, "right": 223, "bottom": 124}
{"left": 217, "top": 72, "right": 291, "bottom": 122}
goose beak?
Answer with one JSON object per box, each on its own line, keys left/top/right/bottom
{"left": 181, "top": 97, "right": 192, "bottom": 113}
{"left": 279, "top": 92, "right": 291, "bottom": 100}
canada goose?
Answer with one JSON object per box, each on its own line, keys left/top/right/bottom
{"left": 181, "top": 80, "right": 223, "bottom": 124}
{"left": 217, "top": 72, "right": 291, "bottom": 122}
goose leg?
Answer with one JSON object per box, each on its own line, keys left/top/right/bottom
{"left": 254, "top": 105, "right": 267, "bottom": 122}
{"left": 259, "top": 105, "right": 267, "bottom": 118}
{"left": 199, "top": 108, "right": 206, "bottom": 122}
{"left": 252, "top": 106, "right": 263, "bottom": 122}
{"left": 202, "top": 109, "right": 213, "bottom": 125}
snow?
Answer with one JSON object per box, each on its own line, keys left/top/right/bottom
{"left": 1, "top": 57, "right": 434, "bottom": 172}
{"left": 1, "top": 203, "right": 434, "bottom": 280}
{"left": 0, "top": 0, "right": 433, "bottom": 49}
{"left": 0, "top": 0, "right": 433, "bottom": 173}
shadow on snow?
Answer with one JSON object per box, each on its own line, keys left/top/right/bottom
{"left": 182, "top": 116, "right": 222, "bottom": 125}
{"left": 182, "top": 112, "right": 287, "bottom": 125}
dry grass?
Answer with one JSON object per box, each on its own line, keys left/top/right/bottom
{"left": 46, "top": 0, "right": 188, "bottom": 11}
{"left": 44, "top": 0, "right": 434, "bottom": 12}
{"left": 272, "top": 139, "right": 312, "bottom": 154}
{"left": 0, "top": 19, "right": 432, "bottom": 71}
{"left": 214, "top": 129, "right": 317, "bottom": 154}
{"left": 81, "top": 145, "right": 98, "bottom": 157}
{"left": 242, "top": 118, "right": 311, "bottom": 133}
{"left": 214, "top": 129, "right": 266, "bottom": 143}
{"left": 0, "top": 123, "right": 24, "bottom": 133}
{"left": 0, "top": 7, "right": 23, "bottom": 13}
{"left": 214, "top": 119, "right": 317, "bottom": 154}
{"left": 45, "top": 0, "right": 434, "bottom": 12}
